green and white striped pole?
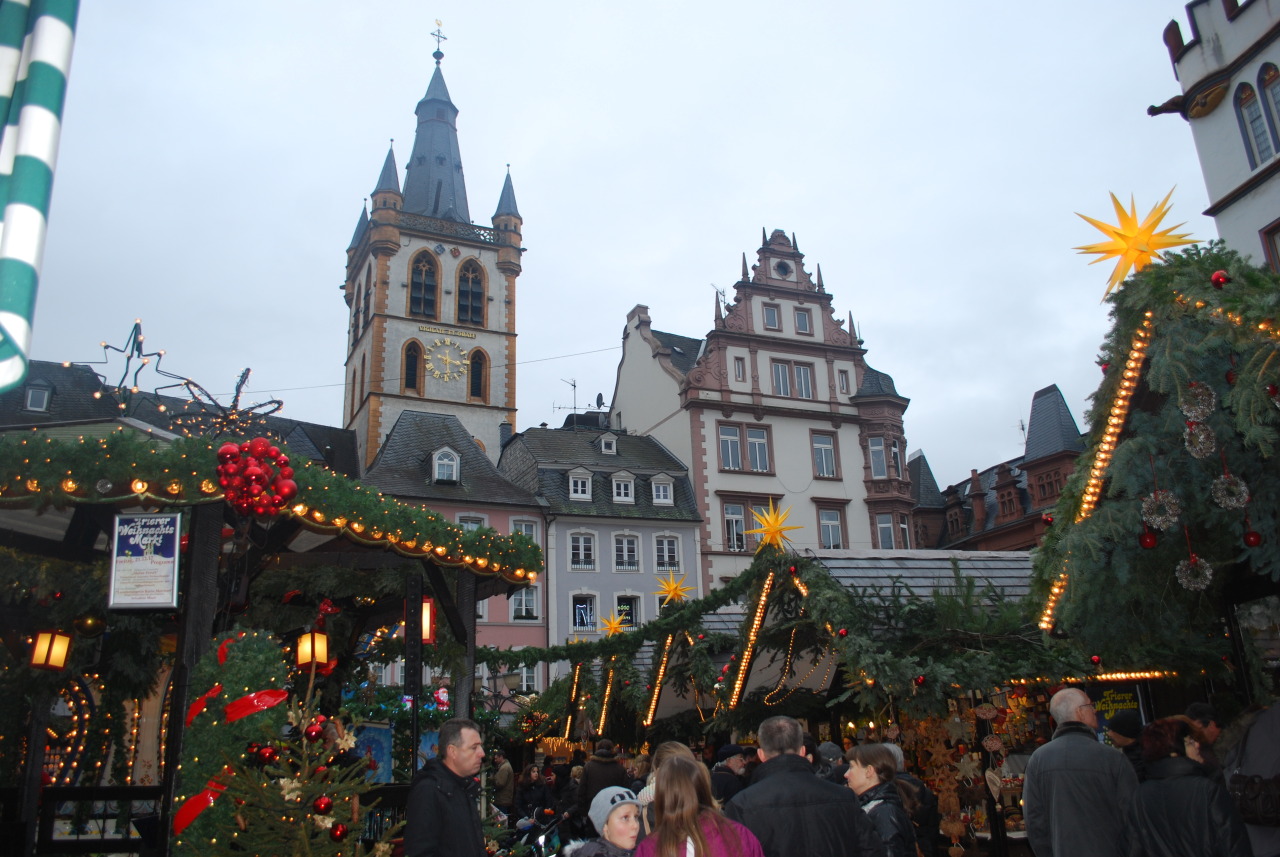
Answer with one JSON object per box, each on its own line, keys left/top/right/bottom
{"left": 0, "top": 0, "right": 77, "bottom": 394}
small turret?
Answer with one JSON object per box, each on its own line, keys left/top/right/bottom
{"left": 370, "top": 143, "right": 402, "bottom": 213}
{"left": 492, "top": 169, "right": 522, "bottom": 277}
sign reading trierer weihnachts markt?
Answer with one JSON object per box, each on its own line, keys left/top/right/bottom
{"left": 109, "top": 513, "right": 182, "bottom": 609}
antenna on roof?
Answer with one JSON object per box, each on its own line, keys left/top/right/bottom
{"left": 1019, "top": 419, "right": 1027, "bottom": 444}
{"left": 711, "top": 282, "right": 726, "bottom": 304}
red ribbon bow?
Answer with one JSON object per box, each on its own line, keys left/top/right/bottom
{"left": 223, "top": 689, "right": 288, "bottom": 723}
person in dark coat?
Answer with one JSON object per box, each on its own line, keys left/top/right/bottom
{"left": 709, "top": 744, "right": 747, "bottom": 804}
{"left": 516, "top": 762, "right": 554, "bottom": 821}
{"left": 883, "top": 742, "right": 938, "bottom": 857}
{"left": 1220, "top": 702, "right": 1280, "bottom": 857}
{"left": 1106, "top": 709, "right": 1147, "bottom": 782}
{"left": 404, "top": 717, "right": 487, "bottom": 857}
{"left": 1023, "top": 688, "right": 1137, "bottom": 857}
{"left": 1125, "top": 715, "right": 1250, "bottom": 857}
{"left": 577, "top": 739, "right": 633, "bottom": 833}
{"left": 723, "top": 716, "right": 885, "bottom": 857}
{"left": 846, "top": 744, "right": 918, "bottom": 857}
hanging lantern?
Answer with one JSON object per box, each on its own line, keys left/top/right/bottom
{"left": 30, "top": 630, "right": 72, "bottom": 671}
{"left": 420, "top": 596, "right": 436, "bottom": 644}
{"left": 296, "top": 630, "right": 329, "bottom": 668}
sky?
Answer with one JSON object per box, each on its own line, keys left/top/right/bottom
{"left": 32, "top": 2, "right": 1220, "bottom": 491}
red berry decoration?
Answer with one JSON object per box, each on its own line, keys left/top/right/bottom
{"left": 1245, "top": 531, "right": 1263, "bottom": 547}
{"left": 913, "top": 675, "right": 926, "bottom": 687}
{"left": 1090, "top": 655, "right": 1102, "bottom": 665}
{"left": 1226, "top": 369, "right": 1238, "bottom": 386}
{"left": 304, "top": 723, "right": 324, "bottom": 743}
{"left": 1139, "top": 531, "right": 1158, "bottom": 549}
{"left": 1211, "top": 270, "right": 1231, "bottom": 288}
{"left": 312, "top": 795, "right": 334, "bottom": 815}
{"left": 256, "top": 745, "right": 279, "bottom": 764}
{"left": 329, "top": 823, "right": 349, "bottom": 842}
{"left": 696, "top": 634, "right": 704, "bottom": 640}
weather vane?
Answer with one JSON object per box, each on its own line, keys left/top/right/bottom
{"left": 431, "top": 20, "right": 447, "bottom": 64}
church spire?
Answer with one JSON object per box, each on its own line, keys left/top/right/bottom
{"left": 373, "top": 142, "right": 399, "bottom": 195}
{"left": 493, "top": 167, "right": 520, "bottom": 218}
{"left": 401, "top": 48, "right": 470, "bottom": 222}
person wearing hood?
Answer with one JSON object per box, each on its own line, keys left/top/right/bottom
{"left": 846, "top": 743, "right": 918, "bottom": 857}
{"left": 564, "top": 786, "right": 642, "bottom": 857}
{"left": 577, "top": 739, "right": 632, "bottom": 833}
{"left": 1105, "top": 709, "right": 1146, "bottom": 782}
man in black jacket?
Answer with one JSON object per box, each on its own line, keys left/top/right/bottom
{"left": 723, "top": 716, "right": 886, "bottom": 857}
{"left": 405, "top": 718, "right": 487, "bottom": 857}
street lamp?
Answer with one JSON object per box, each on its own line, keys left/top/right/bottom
{"left": 296, "top": 630, "right": 329, "bottom": 668}
{"left": 30, "top": 630, "right": 71, "bottom": 671}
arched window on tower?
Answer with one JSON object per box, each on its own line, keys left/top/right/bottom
{"left": 351, "top": 288, "right": 362, "bottom": 348}
{"left": 1237, "top": 83, "right": 1274, "bottom": 169}
{"left": 410, "top": 253, "right": 438, "bottom": 319}
{"left": 405, "top": 342, "right": 422, "bottom": 394}
{"left": 362, "top": 264, "right": 373, "bottom": 329}
{"left": 469, "top": 350, "right": 488, "bottom": 402}
{"left": 457, "top": 260, "right": 485, "bottom": 326}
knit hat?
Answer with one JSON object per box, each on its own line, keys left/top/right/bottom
{"left": 716, "top": 743, "right": 746, "bottom": 763}
{"left": 589, "top": 786, "right": 639, "bottom": 835}
{"left": 1106, "top": 709, "right": 1143, "bottom": 740}
{"left": 817, "top": 741, "right": 843, "bottom": 763}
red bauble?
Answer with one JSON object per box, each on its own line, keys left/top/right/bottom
{"left": 1269, "top": 384, "right": 1279, "bottom": 398}
{"left": 217, "top": 442, "right": 240, "bottom": 463}
{"left": 1139, "top": 531, "right": 1158, "bottom": 549}
{"left": 256, "top": 745, "right": 279, "bottom": 764}
{"left": 248, "top": 437, "right": 272, "bottom": 459}
{"left": 1100, "top": 363, "right": 1109, "bottom": 374}
{"left": 329, "top": 823, "right": 349, "bottom": 842}
{"left": 696, "top": 634, "right": 704, "bottom": 640}
{"left": 913, "top": 675, "right": 927, "bottom": 687}
{"left": 1245, "top": 531, "right": 1263, "bottom": 547}
{"left": 1226, "top": 369, "right": 1238, "bottom": 386}
{"left": 304, "top": 724, "right": 324, "bottom": 743}
{"left": 312, "top": 795, "right": 334, "bottom": 815}
{"left": 1090, "top": 655, "right": 1102, "bottom": 665}
{"left": 838, "top": 628, "right": 848, "bottom": 637}
{"left": 1211, "top": 270, "right": 1231, "bottom": 288}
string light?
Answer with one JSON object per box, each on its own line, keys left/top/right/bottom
{"left": 598, "top": 657, "right": 618, "bottom": 733}
{"left": 730, "top": 571, "right": 775, "bottom": 708}
{"left": 644, "top": 635, "right": 675, "bottom": 727}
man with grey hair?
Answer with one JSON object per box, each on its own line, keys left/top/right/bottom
{"left": 883, "top": 744, "right": 939, "bottom": 857}
{"left": 1023, "top": 688, "right": 1137, "bottom": 857}
{"left": 723, "top": 716, "right": 885, "bottom": 857}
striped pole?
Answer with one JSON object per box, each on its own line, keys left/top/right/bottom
{"left": 0, "top": 0, "right": 78, "bottom": 393}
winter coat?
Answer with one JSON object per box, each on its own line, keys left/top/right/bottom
{"left": 857, "top": 781, "right": 917, "bottom": 857}
{"left": 564, "top": 837, "right": 634, "bottom": 857}
{"left": 709, "top": 763, "right": 744, "bottom": 803}
{"left": 404, "top": 758, "right": 485, "bottom": 857}
{"left": 1125, "top": 756, "right": 1251, "bottom": 857}
{"left": 1023, "top": 721, "right": 1138, "bottom": 857}
{"left": 897, "top": 772, "right": 939, "bottom": 857}
{"left": 518, "top": 779, "right": 554, "bottom": 819}
{"left": 491, "top": 758, "right": 516, "bottom": 807}
{"left": 722, "top": 752, "right": 887, "bottom": 857}
{"left": 1222, "top": 704, "right": 1280, "bottom": 857}
{"left": 635, "top": 812, "right": 765, "bottom": 857}
{"left": 577, "top": 753, "right": 632, "bottom": 824}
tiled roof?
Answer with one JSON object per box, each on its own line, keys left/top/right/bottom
{"left": 1023, "top": 384, "right": 1085, "bottom": 462}
{"left": 944, "top": 458, "right": 1030, "bottom": 537}
{"left": 374, "top": 145, "right": 400, "bottom": 195}
{"left": 363, "top": 411, "right": 537, "bottom": 507}
{"left": 855, "top": 363, "right": 900, "bottom": 397}
{"left": 0, "top": 361, "right": 121, "bottom": 424}
{"left": 908, "top": 451, "right": 944, "bottom": 508}
{"left": 494, "top": 172, "right": 520, "bottom": 218}
{"left": 818, "top": 549, "right": 1033, "bottom": 600}
{"left": 651, "top": 331, "right": 703, "bottom": 376}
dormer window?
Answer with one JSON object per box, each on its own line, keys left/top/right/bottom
{"left": 24, "top": 383, "right": 50, "bottom": 412}
{"left": 433, "top": 448, "right": 459, "bottom": 483}
{"left": 569, "top": 467, "right": 593, "bottom": 501}
{"left": 600, "top": 433, "right": 618, "bottom": 455}
{"left": 651, "top": 475, "right": 674, "bottom": 506}
{"left": 612, "top": 472, "right": 635, "bottom": 504}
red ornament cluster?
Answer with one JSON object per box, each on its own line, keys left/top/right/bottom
{"left": 216, "top": 437, "right": 298, "bottom": 516}
{"left": 1211, "top": 270, "right": 1231, "bottom": 289}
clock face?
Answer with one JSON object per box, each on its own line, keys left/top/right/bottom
{"left": 424, "top": 338, "right": 469, "bottom": 381}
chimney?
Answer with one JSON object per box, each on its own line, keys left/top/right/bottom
{"left": 499, "top": 421, "right": 513, "bottom": 447}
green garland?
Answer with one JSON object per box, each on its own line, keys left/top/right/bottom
{"left": 1034, "top": 243, "right": 1280, "bottom": 680}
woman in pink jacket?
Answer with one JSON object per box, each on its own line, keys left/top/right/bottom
{"left": 635, "top": 755, "right": 764, "bottom": 857}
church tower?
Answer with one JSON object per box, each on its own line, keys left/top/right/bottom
{"left": 343, "top": 47, "right": 523, "bottom": 468}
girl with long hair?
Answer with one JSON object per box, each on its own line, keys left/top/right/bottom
{"left": 845, "top": 743, "right": 918, "bottom": 857}
{"left": 635, "top": 755, "right": 763, "bottom": 857}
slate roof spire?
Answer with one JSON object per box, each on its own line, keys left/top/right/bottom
{"left": 347, "top": 204, "right": 368, "bottom": 252}
{"left": 401, "top": 49, "right": 471, "bottom": 222}
{"left": 1023, "top": 384, "right": 1085, "bottom": 461}
{"left": 373, "top": 142, "right": 400, "bottom": 195}
{"left": 494, "top": 167, "right": 520, "bottom": 218}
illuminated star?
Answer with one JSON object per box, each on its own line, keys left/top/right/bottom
{"left": 745, "top": 501, "right": 802, "bottom": 552}
{"left": 1075, "top": 189, "right": 1195, "bottom": 299}
{"left": 600, "top": 613, "right": 627, "bottom": 636}
{"left": 655, "top": 571, "right": 694, "bottom": 606}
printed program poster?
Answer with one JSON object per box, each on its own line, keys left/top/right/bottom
{"left": 109, "top": 513, "right": 181, "bottom": 609}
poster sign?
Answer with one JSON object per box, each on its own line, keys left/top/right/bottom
{"left": 109, "top": 513, "right": 181, "bottom": 609}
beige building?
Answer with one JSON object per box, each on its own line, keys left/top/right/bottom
{"left": 610, "top": 229, "right": 913, "bottom": 593}
{"left": 343, "top": 55, "right": 523, "bottom": 467}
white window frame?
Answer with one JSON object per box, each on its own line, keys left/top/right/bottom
{"left": 651, "top": 478, "right": 674, "bottom": 505}
{"left": 569, "top": 468, "right": 592, "bottom": 501}
{"left": 512, "top": 519, "right": 538, "bottom": 541}
{"left": 517, "top": 665, "right": 538, "bottom": 693}
{"left": 612, "top": 475, "right": 635, "bottom": 504}
{"left": 719, "top": 424, "right": 743, "bottom": 471}
{"left": 475, "top": 597, "right": 489, "bottom": 622}
{"left": 615, "top": 592, "right": 641, "bottom": 628}
{"left": 899, "top": 515, "right": 912, "bottom": 550}
{"left": 571, "top": 592, "right": 597, "bottom": 633}
{"left": 600, "top": 433, "right": 618, "bottom": 455}
{"left": 434, "top": 448, "right": 459, "bottom": 482}
{"left": 747, "top": 427, "right": 770, "bottom": 472}
{"left": 511, "top": 585, "right": 538, "bottom": 621}
{"left": 812, "top": 433, "right": 837, "bottom": 478}
{"left": 734, "top": 356, "right": 746, "bottom": 382}
{"left": 24, "top": 387, "right": 49, "bottom": 412}
{"left": 794, "top": 308, "right": 813, "bottom": 335}
{"left": 762, "top": 304, "right": 781, "bottom": 331}
{"left": 838, "top": 370, "right": 850, "bottom": 394}
{"left": 569, "top": 531, "right": 596, "bottom": 571}
{"left": 614, "top": 533, "right": 640, "bottom": 572}
{"left": 724, "top": 503, "right": 747, "bottom": 552}
{"left": 771, "top": 361, "right": 791, "bottom": 397}
{"left": 819, "top": 509, "right": 843, "bottom": 549}
{"left": 875, "top": 513, "right": 894, "bottom": 549}
{"left": 655, "top": 534, "right": 680, "bottom": 571}
{"left": 458, "top": 514, "right": 486, "bottom": 532}
{"left": 868, "top": 438, "right": 888, "bottom": 479}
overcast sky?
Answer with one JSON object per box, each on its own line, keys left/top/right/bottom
{"left": 34, "top": 2, "right": 1218, "bottom": 490}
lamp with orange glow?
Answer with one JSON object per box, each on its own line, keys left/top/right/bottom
{"left": 296, "top": 630, "right": 329, "bottom": 668}
{"left": 31, "top": 630, "right": 72, "bottom": 671}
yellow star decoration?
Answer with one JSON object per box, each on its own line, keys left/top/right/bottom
{"left": 1075, "top": 189, "right": 1196, "bottom": 300}
{"left": 600, "top": 612, "right": 627, "bottom": 636}
{"left": 744, "top": 501, "right": 802, "bottom": 552}
{"left": 655, "top": 571, "right": 694, "bottom": 606}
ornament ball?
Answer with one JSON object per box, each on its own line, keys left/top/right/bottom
{"left": 1269, "top": 384, "right": 1279, "bottom": 398}
{"left": 1139, "top": 532, "right": 1158, "bottom": 549}
{"left": 256, "top": 745, "right": 278, "bottom": 764}
{"left": 304, "top": 724, "right": 324, "bottom": 743}
{"left": 1211, "top": 270, "right": 1231, "bottom": 288}
{"left": 312, "top": 795, "right": 334, "bottom": 815}
{"left": 329, "top": 823, "right": 349, "bottom": 842}
{"left": 1245, "top": 531, "right": 1263, "bottom": 547}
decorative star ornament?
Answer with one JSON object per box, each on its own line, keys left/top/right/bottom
{"left": 1075, "top": 189, "right": 1196, "bottom": 299}
{"left": 745, "top": 501, "right": 802, "bottom": 552}
{"left": 600, "top": 613, "right": 627, "bottom": 636}
{"left": 655, "top": 571, "right": 694, "bottom": 606}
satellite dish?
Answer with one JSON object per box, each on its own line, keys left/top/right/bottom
{"left": 595, "top": 393, "right": 605, "bottom": 409}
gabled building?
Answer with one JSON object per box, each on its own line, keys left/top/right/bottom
{"left": 497, "top": 422, "right": 701, "bottom": 673}
{"left": 609, "top": 229, "right": 913, "bottom": 593}
{"left": 343, "top": 50, "right": 524, "bottom": 467}
{"left": 912, "top": 384, "right": 1084, "bottom": 551}
{"left": 1153, "top": 0, "right": 1280, "bottom": 267}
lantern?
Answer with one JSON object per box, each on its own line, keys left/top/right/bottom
{"left": 420, "top": 596, "right": 436, "bottom": 644}
{"left": 30, "top": 630, "right": 72, "bottom": 670}
{"left": 296, "top": 631, "right": 329, "bottom": 668}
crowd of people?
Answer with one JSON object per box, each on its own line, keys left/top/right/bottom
{"left": 403, "top": 695, "right": 1278, "bottom": 857}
